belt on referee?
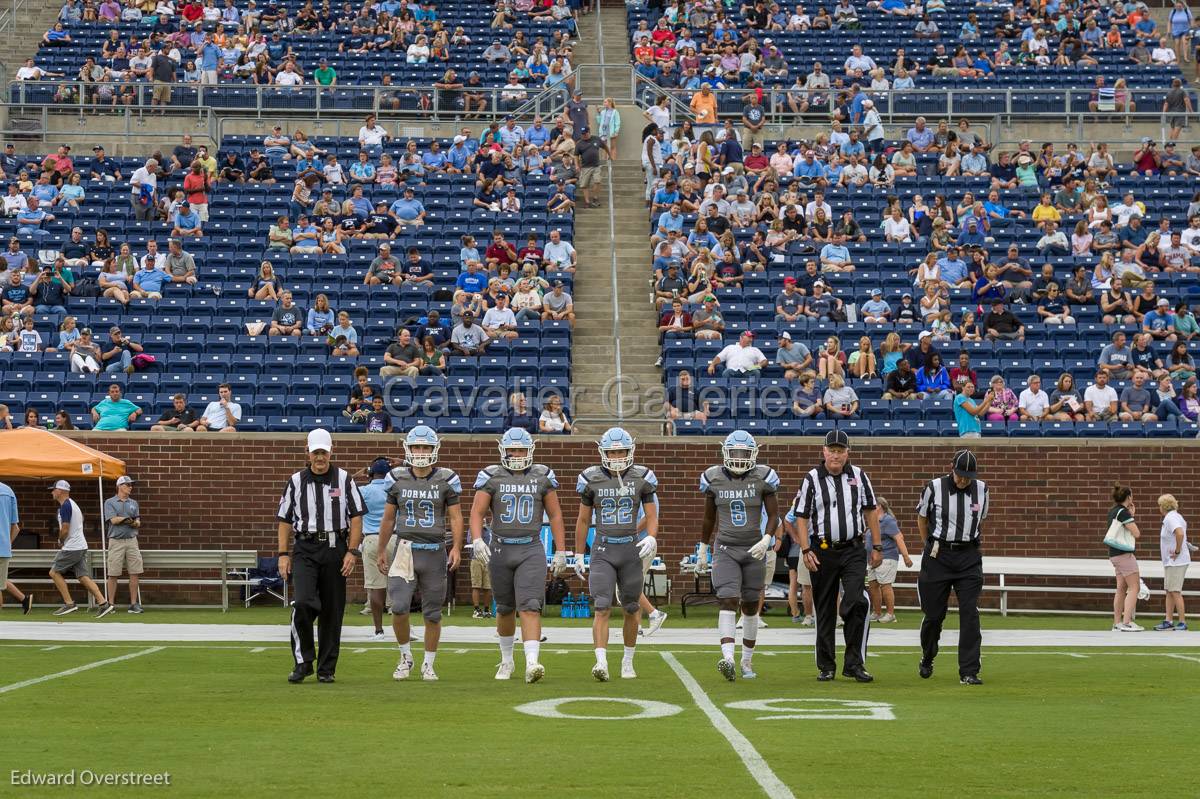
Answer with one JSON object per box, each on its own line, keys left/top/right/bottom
{"left": 931, "top": 539, "right": 979, "bottom": 551}
{"left": 404, "top": 541, "right": 443, "bottom": 551}
{"left": 295, "top": 530, "right": 348, "bottom": 543}
{"left": 496, "top": 535, "right": 534, "bottom": 545}
{"left": 600, "top": 535, "right": 635, "bottom": 544}
{"left": 812, "top": 536, "right": 861, "bottom": 550}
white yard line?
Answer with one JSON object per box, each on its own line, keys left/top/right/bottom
{"left": 0, "top": 647, "right": 163, "bottom": 695}
{"left": 1166, "top": 654, "right": 1200, "bottom": 664}
{"left": 660, "top": 652, "right": 795, "bottom": 799}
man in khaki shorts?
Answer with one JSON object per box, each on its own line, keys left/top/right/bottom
{"left": 105, "top": 476, "right": 145, "bottom": 613}
{"left": 470, "top": 530, "right": 492, "bottom": 618}
{"left": 574, "top": 126, "right": 611, "bottom": 209}
{"left": 359, "top": 458, "right": 397, "bottom": 641}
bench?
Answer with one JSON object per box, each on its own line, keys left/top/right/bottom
{"left": 9, "top": 549, "right": 260, "bottom": 611}
{"left": 680, "top": 553, "right": 1200, "bottom": 615}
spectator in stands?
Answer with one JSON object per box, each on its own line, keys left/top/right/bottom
{"left": 197, "top": 383, "right": 241, "bottom": 432}
{"left": 667, "top": 370, "right": 709, "bottom": 431}
{"left": 1168, "top": 341, "right": 1196, "bottom": 382}
{"left": 128, "top": 158, "right": 159, "bottom": 221}
{"left": 101, "top": 325, "right": 143, "bottom": 374}
{"left": 539, "top": 394, "right": 571, "bottom": 434}
{"left": 542, "top": 229, "right": 577, "bottom": 272}
{"left": 883, "top": 358, "right": 921, "bottom": 400}
{"left": 502, "top": 392, "right": 537, "bottom": 433}
{"left": 249, "top": 261, "right": 280, "bottom": 301}
{"left": 91, "top": 383, "right": 141, "bottom": 431}
{"left": 365, "top": 243, "right": 402, "bottom": 286}
{"left": 1085, "top": 370, "right": 1120, "bottom": 421}
{"left": 983, "top": 299, "right": 1024, "bottom": 342}
{"left": 1130, "top": 333, "right": 1165, "bottom": 379}
{"left": 1016, "top": 374, "right": 1051, "bottom": 422}
{"left": 847, "top": 335, "right": 877, "bottom": 379}
{"left": 1037, "top": 283, "right": 1075, "bottom": 325}
{"left": 380, "top": 328, "right": 421, "bottom": 378}
{"left": 16, "top": 197, "right": 54, "bottom": 241}
{"left": 1099, "top": 331, "right": 1134, "bottom": 380}
{"left": 1144, "top": 298, "right": 1178, "bottom": 342}
{"left": 984, "top": 375, "right": 1018, "bottom": 422}
{"left": 707, "top": 330, "right": 768, "bottom": 379}
{"left": 482, "top": 293, "right": 519, "bottom": 341}
{"left": 70, "top": 327, "right": 102, "bottom": 374}
{"left": 450, "top": 311, "right": 491, "bottom": 357}
{"left": 163, "top": 238, "right": 197, "bottom": 286}
{"left": 151, "top": 394, "right": 200, "bottom": 432}
{"left": 305, "top": 294, "right": 335, "bottom": 337}
{"left": 542, "top": 280, "right": 574, "bottom": 326}
{"left": 1100, "top": 276, "right": 1136, "bottom": 325}
{"left": 916, "top": 352, "right": 953, "bottom": 399}
{"left": 31, "top": 260, "right": 71, "bottom": 315}
{"left": 1, "top": 271, "right": 33, "bottom": 317}
{"left": 691, "top": 295, "right": 724, "bottom": 342}
{"left": 1119, "top": 368, "right": 1158, "bottom": 422}
{"left": 822, "top": 373, "right": 859, "bottom": 419}
{"left": 269, "top": 291, "right": 303, "bottom": 337}
{"left": 817, "top": 335, "right": 847, "bottom": 380}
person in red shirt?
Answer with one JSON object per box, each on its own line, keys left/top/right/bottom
{"left": 949, "top": 350, "right": 978, "bottom": 393}
{"left": 650, "top": 21, "right": 676, "bottom": 45}
{"left": 181, "top": 1, "right": 203, "bottom": 21}
{"left": 182, "top": 161, "right": 211, "bottom": 222}
{"left": 654, "top": 44, "right": 678, "bottom": 63}
{"left": 1130, "top": 138, "right": 1161, "bottom": 176}
{"left": 41, "top": 145, "right": 73, "bottom": 185}
{"left": 744, "top": 142, "right": 771, "bottom": 176}
{"left": 633, "top": 41, "right": 655, "bottom": 62}
{"left": 485, "top": 230, "right": 517, "bottom": 268}
{"left": 517, "top": 232, "right": 542, "bottom": 264}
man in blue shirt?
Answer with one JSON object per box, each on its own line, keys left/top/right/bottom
{"left": 905, "top": 117, "right": 935, "bottom": 152}
{"left": 653, "top": 204, "right": 685, "bottom": 245}
{"left": 200, "top": 33, "right": 222, "bottom": 84}
{"left": 15, "top": 197, "right": 53, "bottom": 241}
{"left": 819, "top": 233, "right": 853, "bottom": 271}
{"left": 420, "top": 142, "right": 448, "bottom": 172}
{"left": 359, "top": 457, "right": 396, "bottom": 640}
{"left": 132, "top": 263, "right": 168, "bottom": 298}
{"left": 446, "top": 136, "right": 471, "bottom": 172}
{"left": 936, "top": 247, "right": 971, "bottom": 288}
{"left": 839, "top": 130, "right": 865, "bottom": 160}
{"left": 388, "top": 188, "right": 426, "bottom": 227}
{"left": 525, "top": 117, "right": 552, "bottom": 149}
{"left": 792, "top": 152, "right": 829, "bottom": 187}
{"left": 455, "top": 260, "right": 488, "bottom": 294}
{"left": 172, "top": 202, "right": 202, "bottom": 237}
{"left": 1119, "top": 216, "right": 1148, "bottom": 248}
{"left": 0, "top": 479, "right": 32, "bottom": 613}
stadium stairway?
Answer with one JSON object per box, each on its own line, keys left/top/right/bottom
{"left": 570, "top": 158, "right": 660, "bottom": 436}
{"left": 0, "top": 6, "right": 67, "bottom": 86}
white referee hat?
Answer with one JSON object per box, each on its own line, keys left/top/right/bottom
{"left": 307, "top": 428, "right": 333, "bottom": 453}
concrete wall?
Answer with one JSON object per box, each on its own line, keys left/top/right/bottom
{"left": 5, "top": 434, "right": 1194, "bottom": 610}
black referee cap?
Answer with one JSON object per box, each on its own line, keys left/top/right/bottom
{"left": 823, "top": 429, "right": 850, "bottom": 449}
{"left": 952, "top": 450, "right": 978, "bottom": 479}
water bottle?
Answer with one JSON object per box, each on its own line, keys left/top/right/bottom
{"left": 579, "top": 592, "right": 591, "bottom": 619}
{"left": 561, "top": 592, "right": 573, "bottom": 619}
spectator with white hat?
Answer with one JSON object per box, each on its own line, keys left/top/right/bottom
{"left": 48, "top": 480, "right": 114, "bottom": 617}
{"left": 105, "top": 475, "right": 145, "bottom": 613}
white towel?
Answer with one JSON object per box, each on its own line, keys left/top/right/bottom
{"left": 388, "top": 539, "right": 415, "bottom": 580}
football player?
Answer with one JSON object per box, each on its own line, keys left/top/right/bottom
{"left": 697, "top": 430, "right": 780, "bottom": 681}
{"left": 572, "top": 428, "right": 659, "bottom": 681}
{"left": 470, "top": 428, "right": 567, "bottom": 683}
{"left": 377, "top": 426, "right": 463, "bottom": 681}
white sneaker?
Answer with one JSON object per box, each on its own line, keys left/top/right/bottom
{"left": 592, "top": 662, "right": 609, "bottom": 682}
{"left": 717, "top": 658, "right": 736, "bottom": 682}
{"left": 359, "top": 604, "right": 370, "bottom": 616}
{"left": 644, "top": 609, "right": 668, "bottom": 637}
{"left": 878, "top": 613, "right": 896, "bottom": 623}
{"left": 392, "top": 656, "right": 414, "bottom": 681}
{"left": 495, "top": 661, "right": 515, "bottom": 680}
{"left": 801, "top": 615, "right": 815, "bottom": 627}
{"left": 868, "top": 612, "right": 881, "bottom": 622}
{"left": 620, "top": 661, "right": 637, "bottom": 679}
{"left": 421, "top": 663, "right": 438, "bottom": 681}
{"left": 740, "top": 662, "right": 757, "bottom": 679}
{"left": 1111, "top": 623, "right": 1122, "bottom": 631}
{"left": 368, "top": 630, "right": 388, "bottom": 642}
{"left": 1119, "top": 622, "right": 1145, "bottom": 632}
{"left": 525, "top": 663, "right": 546, "bottom": 684}
{"left": 759, "top": 618, "right": 769, "bottom": 628}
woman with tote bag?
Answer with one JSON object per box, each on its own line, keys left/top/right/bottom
{"left": 1105, "top": 484, "right": 1144, "bottom": 631}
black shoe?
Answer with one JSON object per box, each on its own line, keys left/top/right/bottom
{"left": 20, "top": 594, "right": 32, "bottom": 615}
{"left": 816, "top": 670, "right": 836, "bottom": 681}
{"left": 317, "top": 674, "right": 335, "bottom": 683}
{"left": 842, "top": 666, "right": 874, "bottom": 683}
{"left": 288, "top": 663, "right": 314, "bottom": 683}
{"left": 960, "top": 674, "right": 983, "bottom": 685}
{"left": 918, "top": 660, "right": 933, "bottom": 679}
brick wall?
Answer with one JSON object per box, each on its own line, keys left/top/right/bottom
{"left": 7, "top": 435, "right": 1195, "bottom": 610}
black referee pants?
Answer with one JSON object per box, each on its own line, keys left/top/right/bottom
{"left": 810, "top": 542, "right": 869, "bottom": 673}
{"left": 918, "top": 541, "right": 983, "bottom": 677}
{"left": 290, "top": 537, "right": 348, "bottom": 677}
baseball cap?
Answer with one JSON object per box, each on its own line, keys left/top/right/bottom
{"left": 453, "top": 135, "right": 466, "bottom": 143}
{"left": 918, "top": 330, "right": 932, "bottom": 340}
{"left": 871, "top": 288, "right": 882, "bottom": 296}
{"left": 1158, "top": 297, "right": 1170, "bottom": 306}
{"left": 783, "top": 276, "right": 797, "bottom": 284}
{"left": 780, "top": 331, "right": 792, "bottom": 340}
{"left": 823, "top": 429, "right": 850, "bottom": 449}
{"left": 902, "top": 292, "right": 912, "bottom": 299}
{"left": 116, "top": 476, "right": 136, "bottom": 486}
{"left": 307, "top": 428, "right": 333, "bottom": 453}
{"left": 740, "top": 330, "right": 755, "bottom": 338}
{"left": 368, "top": 457, "right": 391, "bottom": 476}
{"left": 50, "top": 480, "right": 71, "bottom": 492}
{"left": 952, "top": 449, "right": 978, "bottom": 479}
{"left": 703, "top": 295, "right": 716, "bottom": 303}
{"left": 93, "top": 145, "right": 104, "bottom": 152}
{"left": 579, "top": 126, "right": 590, "bottom": 134}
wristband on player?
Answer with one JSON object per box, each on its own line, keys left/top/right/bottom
{"left": 278, "top": 551, "right": 290, "bottom": 557}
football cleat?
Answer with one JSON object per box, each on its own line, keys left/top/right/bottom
{"left": 525, "top": 663, "right": 545, "bottom": 684}
{"left": 421, "top": 663, "right": 438, "bottom": 682}
{"left": 620, "top": 662, "right": 637, "bottom": 679}
{"left": 495, "top": 661, "right": 515, "bottom": 680}
{"left": 393, "top": 656, "right": 414, "bottom": 681}
{"left": 644, "top": 609, "right": 668, "bottom": 637}
{"left": 717, "top": 658, "right": 737, "bottom": 682}
{"left": 592, "top": 663, "right": 610, "bottom": 682}
{"left": 740, "top": 663, "right": 757, "bottom": 679}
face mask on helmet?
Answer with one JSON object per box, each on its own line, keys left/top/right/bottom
{"left": 404, "top": 442, "right": 439, "bottom": 469}
{"left": 500, "top": 443, "right": 534, "bottom": 470}
{"left": 600, "top": 445, "right": 634, "bottom": 473}
{"left": 722, "top": 444, "right": 757, "bottom": 474}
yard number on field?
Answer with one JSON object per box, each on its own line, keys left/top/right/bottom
{"left": 726, "top": 699, "right": 895, "bottom": 721}
{"left": 515, "top": 697, "right": 684, "bottom": 720}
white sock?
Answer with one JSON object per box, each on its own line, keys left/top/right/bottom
{"left": 741, "top": 613, "right": 760, "bottom": 658}
{"left": 423, "top": 650, "right": 436, "bottom": 668}
{"left": 623, "top": 645, "right": 636, "bottom": 664}
{"left": 499, "top": 635, "right": 515, "bottom": 664}
{"left": 719, "top": 610, "right": 736, "bottom": 660}
{"left": 523, "top": 639, "right": 540, "bottom": 666}
{"left": 595, "top": 646, "right": 607, "bottom": 666}
{"left": 400, "top": 643, "right": 412, "bottom": 659}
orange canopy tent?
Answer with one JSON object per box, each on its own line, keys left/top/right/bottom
{"left": 0, "top": 429, "right": 127, "bottom": 585}
{"left": 0, "top": 428, "right": 126, "bottom": 479}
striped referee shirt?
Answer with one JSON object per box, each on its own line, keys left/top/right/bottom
{"left": 916, "top": 476, "right": 989, "bottom": 543}
{"left": 276, "top": 466, "right": 366, "bottom": 538}
{"left": 790, "top": 463, "right": 877, "bottom": 544}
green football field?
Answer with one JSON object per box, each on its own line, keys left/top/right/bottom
{"left": 2, "top": 630, "right": 1198, "bottom": 798}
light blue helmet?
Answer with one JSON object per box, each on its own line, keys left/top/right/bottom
{"left": 598, "top": 426, "right": 635, "bottom": 473}
{"left": 722, "top": 430, "right": 758, "bottom": 474}
{"left": 404, "top": 425, "right": 440, "bottom": 468}
{"left": 499, "top": 427, "right": 535, "bottom": 470}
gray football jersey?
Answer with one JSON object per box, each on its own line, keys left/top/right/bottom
{"left": 474, "top": 463, "right": 559, "bottom": 538}
{"left": 385, "top": 466, "right": 462, "bottom": 544}
{"left": 576, "top": 465, "right": 658, "bottom": 537}
{"left": 699, "top": 464, "right": 780, "bottom": 546}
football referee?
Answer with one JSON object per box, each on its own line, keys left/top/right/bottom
{"left": 277, "top": 429, "right": 365, "bottom": 684}
{"left": 790, "top": 430, "right": 882, "bottom": 683}
{"left": 916, "top": 450, "right": 989, "bottom": 685}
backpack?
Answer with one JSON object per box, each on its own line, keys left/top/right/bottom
{"left": 545, "top": 577, "right": 569, "bottom": 605}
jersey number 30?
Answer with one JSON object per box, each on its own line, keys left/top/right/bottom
{"left": 498, "top": 493, "right": 535, "bottom": 525}
{"left": 599, "top": 496, "right": 634, "bottom": 527}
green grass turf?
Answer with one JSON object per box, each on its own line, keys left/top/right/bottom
{"left": 2, "top": 642, "right": 1198, "bottom": 798}
{"left": 0, "top": 602, "right": 1136, "bottom": 630}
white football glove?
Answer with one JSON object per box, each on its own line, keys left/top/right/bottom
{"left": 551, "top": 551, "right": 567, "bottom": 577}
{"left": 636, "top": 536, "right": 658, "bottom": 560}
{"left": 748, "top": 534, "right": 773, "bottom": 560}
{"left": 471, "top": 537, "right": 491, "bottom": 567}
{"left": 695, "top": 542, "right": 709, "bottom": 573}
{"left": 573, "top": 552, "right": 587, "bottom": 580}
{"left": 1137, "top": 579, "right": 1150, "bottom": 601}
